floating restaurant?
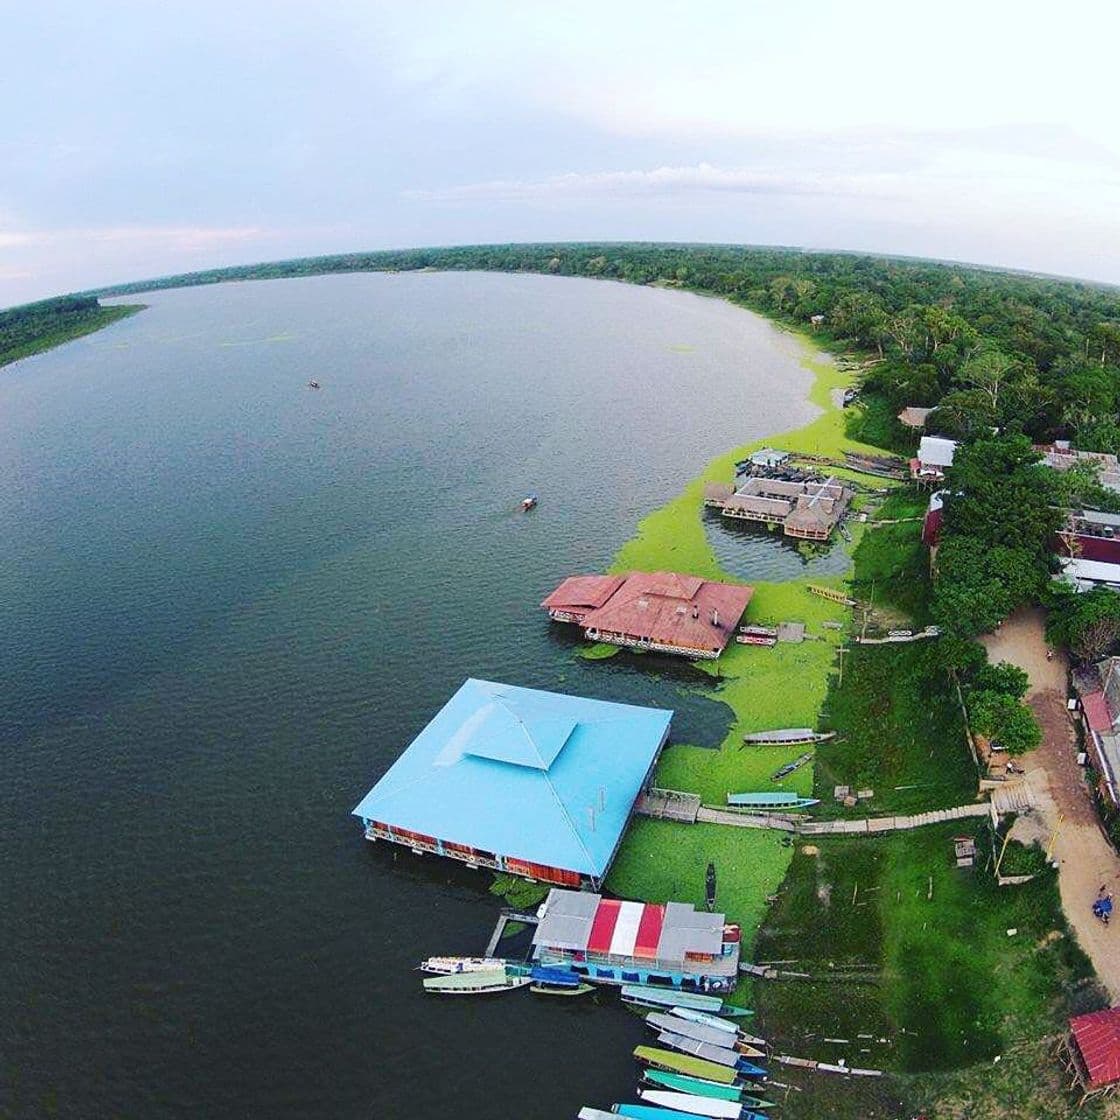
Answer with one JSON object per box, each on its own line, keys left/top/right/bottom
{"left": 531, "top": 888, "right": 741, "bottom": 991}
{"left": 703, "top": 476, "right": 851, "bottom": 541}
{"left": 541, "top": 571, "right": 753, "bottom": 659}
{"left": 352, "top": 679, "right": 672, "bottom": 889}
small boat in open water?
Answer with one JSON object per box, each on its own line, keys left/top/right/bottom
{"left": 307, "top": 379, "right": 321, "bottom": 389}
{"left": 521, "top": 494, "right": 538, "bottom": 510}
{"left": 422, "top": 966, "right": 530, "bottom": 995}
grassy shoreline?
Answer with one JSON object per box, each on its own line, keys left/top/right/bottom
{"left": 603, "top": 326, "right": 875, "bottom": 937}
{"left": 0, "top": 302, "right": 145, "bottom": 369}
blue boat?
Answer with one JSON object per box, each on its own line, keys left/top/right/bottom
{"left": 530, "top": 965, "right": 581, "bottom": 987}
{"left": 726, "top": 791, "right": 819, "bottom": 810}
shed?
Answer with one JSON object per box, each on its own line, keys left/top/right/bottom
{"left": 353, "top": 679, "right": 672, "bottom": 888}
{"left": 749, "top": 448, "right": 790, "bottom": 469}
{"left": 1063, "top": 1008, "right": 1120, "bottom": 1104}
{"left": 898, "top": 406, "right": 934, "bottom": 429}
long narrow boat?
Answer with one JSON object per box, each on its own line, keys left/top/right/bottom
{"left": 632, "top": 1046, "right": 737, "bottom": 1085}
{"left": 578, "top": 1110, "right": 617, "bottom": 1120}
{"left": 726, "top": 791, "right": 820, "bottom": 810}
{"left": 657, "top": 1033, "right": 766, "bottom": 1078}
{"left": 528, "top": 965, "right": 592, "bottom": 995}
{"left": 645, "top": 1012, "right": 748, "bottom": 1052}
{"left": 422, "top": 967, "right": 530, "bottom": 995}
{"left": 615, "top": 1105, "right": 715, "bottom": 1120}
{"left": 665, "top": 1008, "right": 738, "bottom": 1035}
{"left": 640, "top": 1071, "right": 774, "bottom": 1109}
{"left": 637, "top": 1088, "right": 764, "bottom": 1119}
{"left": 622, "top": 985, "right": 724, "bottom": 1012}
{"left": 418, "top": 955, "right": 507, "bottom": 974}
{"left": 666, "top": 1009, "right": 766, "bottom": 1048}
{"left": 742, "top": 728, "right": 835, "bottom": 745}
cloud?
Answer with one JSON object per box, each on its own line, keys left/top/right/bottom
{"left": 406, "top": 163, "right": 898, "bottom": 203}
{"left": 0, "top": 224, "right": 271, "bottom": 252}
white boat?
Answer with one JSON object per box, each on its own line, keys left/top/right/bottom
{"left": 418, "top": 956, "right": 507, "bottom": 975}
{"left": 422, "top": 967, "right": 531, "bottom": 995}
{"left": 638, "top": 1088, "right": 743, "bottom": 1118}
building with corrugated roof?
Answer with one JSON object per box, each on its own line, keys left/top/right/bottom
{"left": 704, "top": 476, "right": 851, "bottom": 541}
{"left": 542, "top": 571, "right": 753, "bottom": 659}
{"left": 352, "top": 679, "right": 672, "bottom": 888}
{"left": 910, "top": 435, "right": 957, "bottom": 484}
{"left": 532, "top": 888, "right": 741, "bottom": 991}
{"left": 1062, "top": 1008, "right": 1120, "bottom": 1104}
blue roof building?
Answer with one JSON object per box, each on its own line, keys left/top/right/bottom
{"left": 353, "top": 679, "right": 672, "bottom": 888}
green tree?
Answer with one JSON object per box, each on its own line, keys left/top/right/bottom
{"left": 1046, "top": 585, "right": 1120, "bottom": 661}
{"left": 967, "top": 691, "right": 1042, "bottom": 755}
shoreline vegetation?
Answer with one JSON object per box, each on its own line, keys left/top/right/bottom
{"left": 0, "top": 295, "right": 144, "bottom": 370}
{"left": 15, "top": 244, "right": 1120, "bottom": 1116}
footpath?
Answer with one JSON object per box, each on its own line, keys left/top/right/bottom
{"left": 982, "top": 608, "right": 1120, "bottom": 1002}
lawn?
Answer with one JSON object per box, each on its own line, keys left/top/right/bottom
{"left": 751, "top": 827, "right": 1099, "bottom": 1118}
{"left": 813, "top": 642, "right": 976, "bottom": 817}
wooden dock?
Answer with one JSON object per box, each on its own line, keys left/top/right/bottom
{"left": 636, "top": 787, "right": 702, "bottom": 823}
{"left": 484, "top": 909, "right": 540, "bottom": 957}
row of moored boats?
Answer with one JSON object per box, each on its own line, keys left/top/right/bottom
{"left": 419, "top": 959, "right": 778, "bottom": 1120}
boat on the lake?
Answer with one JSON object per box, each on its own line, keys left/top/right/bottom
{"left": 529, "top": 965, "right": 593, "bottom": 996}
{"left": 657, "top": 1032, "right": 767, "bottom": 1077}
{"left": 421, "top": 967, "right": 531, "bottom": 995}
{"left": 725, "top": 791, "right": 820, "bottom": 810}
{"left": 418, "top": 955, "right": 508, "bottom": 974}
{"left": 521, "top": 494, "right": 538, "bottom": 510}
{"left": 637, "top": 1088, "right": 766, "bottom": 1119}
{"left": 615, "top": 1104, "right": 724, "bottom": 1120}
{"left": 641, "top": 1070, "right": 774, "bottom": 1109}
{"left": 621, "top": 985, "right": 724, "bottom": 1013}
{"left": 632, "top": 1046, "right": 738, "bottom": 1085}
{"left": 578, "top": 1109, "right": 617, "bottom": 1120}
{"left": 307, "top": 379, "right": 321, "bottom": 389}
{"left": 743, "top": 728, "right": 834, "bottom": 745}
{"left": 646, "top": 1013, "right": 765, "bottom": 1057}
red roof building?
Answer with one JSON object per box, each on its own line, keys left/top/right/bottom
{"left": 540, "top": 574, "right": 627, "bottom": 624}
{"left": 1064, "top": 1008, "right": 1120, "bottom": 1103}
{"left": 542, "top": 571, "right": 753, "bottom": 660}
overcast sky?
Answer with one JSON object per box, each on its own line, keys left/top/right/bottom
{"left": 4, "top": 0, "right": 1120, "bottom": 307}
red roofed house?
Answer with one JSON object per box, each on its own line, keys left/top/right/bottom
{"left": 542, "top": 571, "right": 753, "bottom": 660}
{"left": 1062, "top": 1008, "right": 1120, "bottom": 1104}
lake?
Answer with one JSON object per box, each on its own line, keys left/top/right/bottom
{"left": 0, "top": 270, "right": 831, "bottom": 1118}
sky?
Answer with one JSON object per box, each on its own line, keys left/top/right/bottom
{"left": 4, "top": 0, "right": 1120, "bottom": 307}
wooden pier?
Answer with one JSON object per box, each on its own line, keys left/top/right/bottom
{"left": 484, "top": 908, "right": 540, "bottom": 957}
{"left": 635, "top": 787, "right": 702, "bottom": 823}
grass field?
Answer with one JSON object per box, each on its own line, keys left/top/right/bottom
{"left": 751, "top": 827, "right": 1100, "bottom": 1118}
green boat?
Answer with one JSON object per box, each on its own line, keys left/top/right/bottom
{"left": 642, "top": 1071, "right": 775, "bottom": 1109}
{"left": 726, "top": 791, "right": 820, "bottom": 809}
{"left": 622, "top": 985, "right": 724, "bottom": 1012}
{"left": 632, "top": 1045, "right": 737, "bottom": 1085}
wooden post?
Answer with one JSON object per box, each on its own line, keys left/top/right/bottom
{"left": 1046, "top": 813, "right": 1065, "bottom": 864}
{"left": 993, "top": 827, "right": 1013, "bottom": 879}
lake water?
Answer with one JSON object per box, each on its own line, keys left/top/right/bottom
{"left": 0, "top": 271, "right": 832, "bottom": 1118}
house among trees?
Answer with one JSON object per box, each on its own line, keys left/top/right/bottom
{"left": 702, "top": 476, "right": 851, "bottom": 541}
{"left": 1057, "top": 510, "right": 1120, "bottom": 566}
{"left": 542, "top": 571, "right": 753, "bottom": 659}
{"left": 1071, "top": 661, "right": 1120, "bottom": 805}
{"left": 897, "top": 405, "right": 934, "bottom": 429}
{"left": 1036, "top": 442, "right": 1120, "bottom": 494}
{"left": 1058, "top": 556, "right": 1120, "bottom": 593}
{"left": 910, "top": 435, "right": 958, "bottom": 484}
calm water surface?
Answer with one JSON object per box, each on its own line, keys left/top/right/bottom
{"left": 0, "top": 272, "right": 833, "bottom": 1119}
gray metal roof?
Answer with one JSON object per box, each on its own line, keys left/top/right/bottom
{"left": 919, "top": 436, "right": 957, "bottom": 468}
{"left": 656, "top": 901, "right": 724, "bottom": 963}
{"left": 532, "top": 888, "right": 599, "bottom": 950}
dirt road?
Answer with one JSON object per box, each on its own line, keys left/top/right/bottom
{"left": 983, "top": 608, "right": 1120, "bottom": 1001}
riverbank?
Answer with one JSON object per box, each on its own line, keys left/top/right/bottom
{"left": 0, "top": 298, "right": 144, "bottom": 369}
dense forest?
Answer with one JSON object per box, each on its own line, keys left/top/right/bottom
{"left": 0, "top": 294, "right": 141, "bottom": 368}
{"left": 94, "top": 241, "right": 1120, "bottom": 453}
